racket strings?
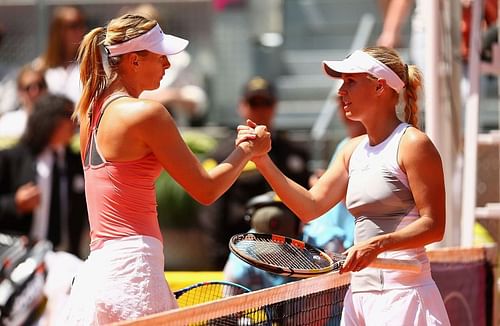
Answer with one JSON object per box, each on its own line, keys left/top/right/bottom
{"left": 240, "top": 238, "right": 329, "bottom": 270}
{"left": 176, "top": 283, "right": 248, "bottom": 307}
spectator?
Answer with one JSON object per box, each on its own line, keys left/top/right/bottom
{"left": 0, "top": 23, "right": 20, "bottom": 116}
{"left": 223, "top": 191, "right": 299, "bottom": 290}
{"left": 0, "top": 94, "right": 88, "bottom": 258}
{"left": 0, "top": 66, "right": 48, "bottom": 142}
{"left": 33, "top": 5, "right": 87, "bottom": 105}
{"left": 375, "top": 0, "right": 414, "bottom": 49}
{"left": 199, "top": 76, "right": 310, "bottom": 269}
{"left": 121, "top": 3, "right": 208, "bottom": 126}
{"left": 461, "top": 0, "right": 497, "bottom": 63}
{"left": 377, "top": 0, "right": 497, "bottom": 68}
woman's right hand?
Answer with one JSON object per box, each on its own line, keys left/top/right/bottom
{"left": 15, "top": 182, "right": 41, "bottom": 214}
{"left": 236, "top": 120, "right": 271, "bottom": 158}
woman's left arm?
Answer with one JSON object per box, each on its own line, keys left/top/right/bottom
{"left": 341, "top": 128, "right": 445, "bottom": 273}
{"left": 382, "top": 127, "right": 446, "bottom": 246}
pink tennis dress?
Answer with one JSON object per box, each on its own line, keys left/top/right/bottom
{"left": 62, "top": 94, "right": 178, "bottom": 325}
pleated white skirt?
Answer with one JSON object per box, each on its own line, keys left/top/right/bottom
{"left": 60, "top": 235, "right": 178, "bottom": 325}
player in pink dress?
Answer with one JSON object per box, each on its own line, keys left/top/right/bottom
{"left": 62, "top": 13, "right": 270, "bottom": 325}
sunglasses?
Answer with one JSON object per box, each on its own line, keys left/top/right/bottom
{"left": 63, "top": 20, "right": 86, "bottom": 30}
{"left": 21, "top": 81, "right": 47, "bottom": 93}
{"left": 247, "top": 97, "right": 275, "bottom": 108}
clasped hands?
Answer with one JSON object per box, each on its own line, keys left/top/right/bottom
{"left": 235, "top": 119, "right": 271, "bottom": 159}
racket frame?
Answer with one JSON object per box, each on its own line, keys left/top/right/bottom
{"left": 230, "top": 233, "right": 422, "bottom": 278}
{"left": 229, "top": 233, "right": 336, "bottom": 278}
{"left": 174, "top": 280, "right": 250, "bottom": 306}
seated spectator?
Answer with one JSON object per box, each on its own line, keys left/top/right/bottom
{"left": 32, "top": 5, "right": 87, "bottom": 105}
{"left": 223, "top": 191, "right": 299, "bottom": 290}
{"left": 0, "top": 23, "right": 22, "bottom": 117}
{"left": 0, "top": 66, "right": 47, "bottom": 143}
{"left": 0, "top": 94, "right": 88, "bottom": 258}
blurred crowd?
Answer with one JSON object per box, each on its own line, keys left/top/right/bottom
{"left": 0, "top": 4, "right": 361, "bottom": 306}
{"left": 0, "top": 2, "right": 356, "bottom": 267}
{"left": 0, "top": 2, "right": 497, "bottom": 314}
{"left": 0, "top": 3, "right": 211, "bottom": 258}
{"left": 0, "top": 4, "right": 213, "bottom": 324}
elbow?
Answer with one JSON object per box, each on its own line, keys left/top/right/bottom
{"left": 297, "top": 210, "right": 321, "bottom": 224}
{"left": 186, "top": 178, "right": 226, "bottom": 205}
{"left": 429, "top": 220, "right": 446, "bottom": 243}
{"left": 434, "top": 225, "right": 446, "bottom": 242}
{"left": 198, "top": 197, "right": 216, "bottom": 206}
{"left": 430, "top": 230, "right": 444, "bottom": 244}
{"left": 301, "top": 204, "right": 332, "bottom": 223}
{"left": 192, "top": 188, "right": 219, "bottom": 206}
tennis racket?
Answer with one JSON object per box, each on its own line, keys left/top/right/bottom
{"left": 229, "top": 233, "right": 422, "bottom": 278}
{"left": 0, "top": 235, "right": 28, "bottom": 278}
{"left": 174, "top": 281, "right": 273, "bottom": 325}
{"left": 174, "top": 281, "right": 250, "bottom": 308}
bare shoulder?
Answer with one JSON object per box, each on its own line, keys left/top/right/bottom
{"left": 337, "top": 134, "right": 366, "bottom": 167}
{"left": 108, "top": 97, "right": 173, "bottom": 131}
{"left": 399, "top": 126, "right": 442, "bottom": 169}
{"left": 110, "top": 98, "right": 170, "bottom": 125}
{"left": 400, "top": 127, "right": 438, "bottom": 152}
{"left": 346, "top": 134, "right": 366, "bottom": 149}
{"left": 342, "top": 134, "right": 366, "bottom": 157}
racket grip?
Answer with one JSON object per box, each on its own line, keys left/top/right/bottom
{"left": 370, "top": 258, "right": 422, "bottom": 273}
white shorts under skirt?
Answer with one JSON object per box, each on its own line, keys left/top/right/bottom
{"left": 61, "top": 235, "right": 178, "bottom": 325}
{"left": 341, "top": 284, "right": 451, "bottom": 326}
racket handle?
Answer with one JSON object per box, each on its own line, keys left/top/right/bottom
{"left": 370, "top": 258, "right": 422, "bottom": 273}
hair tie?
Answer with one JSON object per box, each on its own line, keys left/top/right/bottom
{"left": 404, "top": 64, "right": 409, "bottom": 87}
{"left": 100, "top": 44, "right": 112, "bottom": 79}
{"left": 103, "top": 44, "right": 110, "bottom": 57}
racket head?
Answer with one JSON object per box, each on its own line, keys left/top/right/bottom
{"left": 174, "top": 280, "right": 250, "bottom": 307}
{"left": 229, "top": 233, "right": 338, "bottom": 278}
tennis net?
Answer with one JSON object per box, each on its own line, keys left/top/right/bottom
{"left": 115, "top": 245, "right": 497, "bottom": 326}
{"left": 117, "top": 271, "right": 350, "bottom": 326}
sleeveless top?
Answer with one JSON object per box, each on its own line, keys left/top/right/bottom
{"left": 83, "top": 93, "right": 163, "bottom": 251}
{"left": 346, "top": 123, "right": 433, "bottom": 292}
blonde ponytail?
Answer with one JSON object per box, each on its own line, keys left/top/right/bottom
{"left": 73, "top": 15, "right": 157, "bottom": 123}
{"left": 364, "top": 46, "right": 423, "bottom": 129}
{"left": 403, "top": 64, "right": 423, "bottom": 129}
{"left": 73, "top": 26, "right": 107, "bottom": 122}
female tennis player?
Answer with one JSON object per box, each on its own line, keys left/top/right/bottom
{"left": 62, "top": 14, "right": 270, "bottom": 325}
{"left": 242, "top": 46, "right": 450, "bottom": 325}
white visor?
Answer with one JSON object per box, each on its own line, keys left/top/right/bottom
{"left": 322, "top": 50, "right": 405, "bottom": 93}
{"left": 105, "top": 24, "right": 189, "bottom": 57}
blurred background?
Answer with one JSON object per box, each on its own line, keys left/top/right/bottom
{"left": 0, "top": 0, "right": 498, "bottom": 271}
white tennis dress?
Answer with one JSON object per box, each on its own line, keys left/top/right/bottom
{"left": 60, "top": 236, "right": 178, "bottom": 325}
{"left": 341, "top": 123, "right": 450, "bottom": 326}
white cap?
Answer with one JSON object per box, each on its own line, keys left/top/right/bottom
{"left": 105, "top": 24, "right": 189, "bottom": 57}
{"left": 322, "top": 50, "right": 405, "bottom": 93}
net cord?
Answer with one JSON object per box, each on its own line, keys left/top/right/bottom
{"left": 114, "top": 271, "right": 350, "bottom": 326}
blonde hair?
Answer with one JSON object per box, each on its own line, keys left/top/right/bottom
{"left": 363, "top": 46, "right": 423, "bottom": 129}
{"left": 74, "top": 14, "right": 157, "bottom": 122}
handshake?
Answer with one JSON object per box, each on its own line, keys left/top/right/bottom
{"left": 235, "top": 119, "right": 272, "bottom": 160}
